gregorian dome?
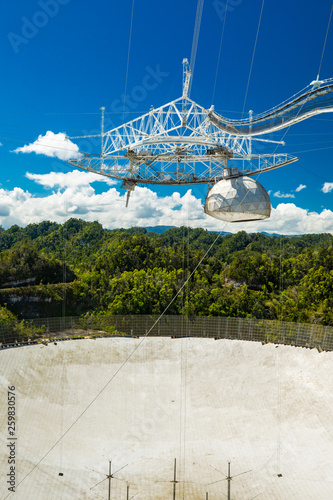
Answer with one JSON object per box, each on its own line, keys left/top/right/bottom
{"left": 204, "top": 176, "right": 271, "bottom": 222}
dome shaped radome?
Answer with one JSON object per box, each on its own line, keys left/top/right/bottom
{"left": 204, "top": 176, "right": 271, "bottom": 222}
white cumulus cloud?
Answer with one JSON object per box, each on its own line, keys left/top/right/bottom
{"left": 26, "top": 170, "right": 116, "bottom": 189}
{"left": 13, "top": 131, "right": 81, "bottom": 161}
{"left": 273, "top": 190, "right": 295, "bottom": 199}
{"left": 322, "top": 182, "right": 333, "bottom": 194}
{"left": 235, "top": 203, "right": 333, "bottom": 235}
{"left": 0, "top": 175, "right": 332, "bottom": 236}
{"left": 295, "top": 184, "right": 306, "bottom": 192}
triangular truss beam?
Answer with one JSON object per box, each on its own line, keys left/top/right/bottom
{"left": 69, "top": 95, "right": 296, "bottom": 185}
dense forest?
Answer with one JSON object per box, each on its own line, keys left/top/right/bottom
{"left": 0, "top": 218, "right": 332, "bottom": 325}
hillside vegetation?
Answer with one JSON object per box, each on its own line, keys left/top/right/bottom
{"left": 0, "top": 219, "right": 332, "bottom": 325}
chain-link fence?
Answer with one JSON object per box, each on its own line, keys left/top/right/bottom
{"left": 1, "top": 315, "right": 333, "bottom": 351}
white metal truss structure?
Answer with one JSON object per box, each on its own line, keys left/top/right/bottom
{"left": 68, "top": 61, "right": 333, "bottom": 194}
{"left": 209, "top": 77, "right": 333, "bottom": 136}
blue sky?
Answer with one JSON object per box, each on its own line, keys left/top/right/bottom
{"left": 0, "top": 0, "right": 333, "bottom": 234}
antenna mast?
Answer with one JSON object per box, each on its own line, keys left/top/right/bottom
{"left": 206, "top": 461, "right": 252, "bottom": 499}
{"left": 182, "top": 58, "right": 192, "bottom": 124}
{"left": 227, "top": 461, "right": 231, "bottom": 500}
{"left": 101, "top": 106, "right": 105, "bottom": 157}
{"left": 173, "top": 458, "right": 177, "bottom": 500}
{"left": 182, "top": 58, "right": 191, "bottom": 100}
{"left": 102, "top": 460, "right": 127, "bottom": 500}
{"left": 108, "top": 460, "right": 111, "bottom": 500}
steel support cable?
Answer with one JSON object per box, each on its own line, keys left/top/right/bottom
{"left": 241, "top": 0, "right": 265, "bottom": 118}
{"left": 179, "top": 213, "right": 190, "bottom": 500}
{"left": 276, "top": 333, "right": 282, "bottom": 474}
{"left": 298, "top": 159, "right": 333, "bottom": 182}
{"left": 60, "top": 176, "right": 69, "bottom": 475}
{"left": 189, "top": 0, "right": 205, "bottom": 95}
{"left": 179, "top": 333, "right": 188, "bottom": 500}
{"left": 269, "top": 65, "right": 331, "bottom": 155}
{"left": 0, "top": 135, "right": 85, "bottom": 155}
{"left": 212, "top": 0, "right": 229, "bottom": 104}
{"left": 0, "top": 111, "right": 101, "bottom": 116}
{"left": 213, "top": 5, "right": 333, "bottom": 135}
{"left": 180, "top": 225, "right": 186, "bottom": 485}
{"left": 122, "top": 0, "right": 135, "bottom": 121}
{"left": 215, "top": 152, "right": 290, "bottom": 331}
{"left": 289, "top": 139, "right": 333, "bottom": 147}
{"left": 1, "top": 133, "right": 109, "bottom": 161}
{"left": 182, "top": 226, "right": 190, "bottom": 499}
{"left": 318, "top": 1, "right": 333, "bottom": 79}
{"left": 272, "top": 91, "right": 312, "bottom": 155}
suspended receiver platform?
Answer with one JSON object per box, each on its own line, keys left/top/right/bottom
{"left": 67, "top": 60, "right": 333, "bottom": 221}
